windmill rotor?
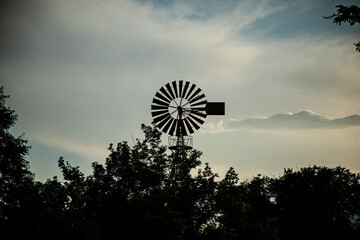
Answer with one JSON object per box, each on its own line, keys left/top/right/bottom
{"left": 151, "top": 80, "right": 225, "bottom": 151}
{"left": 151, "top": 80, "right": 208, "bottom": 137}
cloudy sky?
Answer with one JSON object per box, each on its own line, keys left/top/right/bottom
{"left": 1, "top": 0, "right": 360, "bottom": 181}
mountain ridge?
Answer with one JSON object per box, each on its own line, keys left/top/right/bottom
{"left": 228, "top": 111, "right": 360, "bottom": 129}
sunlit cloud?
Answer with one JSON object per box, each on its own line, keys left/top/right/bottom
{"left": 200, "top": 120, "right": 229, "bottom": 134}
{"left": 202, "top": 110, "right": 360, "bottom": 133}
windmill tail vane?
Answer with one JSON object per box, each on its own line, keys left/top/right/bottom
{"left": 151, "top": 80, "right": 225, "bottom": 151}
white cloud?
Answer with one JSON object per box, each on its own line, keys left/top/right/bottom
{"left": 200, "top": 120, "right": 229, "bottom": 134}
{"left": 202, "top": 110, "right": 360, "bottom": 133}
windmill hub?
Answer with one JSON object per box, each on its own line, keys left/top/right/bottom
{"left": 151, "top": 80, "right": 225, "bottom": 151}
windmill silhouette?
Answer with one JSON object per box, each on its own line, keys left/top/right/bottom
{"left": 151, "top": 80, "right": 225, "bottom": 151}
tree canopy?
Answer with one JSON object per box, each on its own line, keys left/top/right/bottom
{"left": 1, "top": 86, "right": 360, "bottom": 239}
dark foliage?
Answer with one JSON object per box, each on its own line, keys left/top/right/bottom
{"left": 325, "top": 5, "right": 360, "bottom": 52}
{"left": 272, "top": 166, "right": 360, "bottom": 240}
{"left": 1, "top": 86, "right": 360, "bottom": 239}
{"left": 0, "top": 86, "right": 38, "bottom": 238}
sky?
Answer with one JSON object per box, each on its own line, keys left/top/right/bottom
{"left": 1, "top": 0, "right": 360, "bottom": 182}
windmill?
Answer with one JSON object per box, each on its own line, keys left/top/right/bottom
{"left": 151, "top": 80, "right": 225, "bottom": 151}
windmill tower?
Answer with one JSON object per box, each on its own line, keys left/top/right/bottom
{"left": 151, "top": 80, "right": 225, "bottom": 152}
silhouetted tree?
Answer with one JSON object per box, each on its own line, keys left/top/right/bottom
{"left": 271, "top": 166, "right": 360, "bottom": 240}
{"left": 48, "top": 124, "right": 222, "bottom": 239}
{"left": 245, "top": 174, "right": 279, "bottom": 240}
{"left": 203, "top": 169, "right": 280, "bottom": 240}
{"left": 325, "top": 4, "right": 360, "bottom": 52}
{"left": 0, "top": 86, "right": 40, "bottom": 238}
{"left": 2, "top": 86, "right": 360, "bottom": 239}
{"left": 36, "top": 176, "right": 69, "bottom": 237}
{"left": 208, "top": 167, "right": 251, "bottom": 239}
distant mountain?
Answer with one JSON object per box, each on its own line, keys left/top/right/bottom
{"left": 228, "top": 110, "right": 360, "bottom": 130}
{"left": 331, "top": 114, "right": 360, "bottom": 127}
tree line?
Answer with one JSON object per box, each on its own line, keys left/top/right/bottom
{"left": 1, "top": 86, "right": 360, "bottom": 239}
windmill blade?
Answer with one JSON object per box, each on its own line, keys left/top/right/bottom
{"left": 187, "top": 116, "right": 200, "bottom": 130}
{"left": 180, "top": 119, "right": 187, "bottom": 136}
{"left": 175, "top": 119, "right": 180, "bottom": 136}
{"left": 185, "top": 83, "right": 196, "bottom": 99}
{"left": 189, "top": 114, "right": 205, "bottom": 125}
{"left": 153, "top": 112, "right": 170, "bottom": 124}
{"left": 189, "top": 93, "right": 205, "bottom": 104}
{"left": 182, "top": 81, "right": 190, "bottom": 98}
{"left": 189, "top": 107, "right": 206, "bottom": 111}
{"left": 165, "top": 83, "right": 176, "bottom": 99}
{"left": 155, "top": 92, "right": 170, "bottom": 103}
{"left": 176, "top": 119, "right": 187, "bottom": 136}
{"left": 156, "top": 115, "right": 171, "bottom": 129}
{"left": 190, "top": 110, "right": 207, "bottom": 118}
{"left": 190, "top": 100, "right": 207, "bottom": 107}
{"left": 172, "top": 81, "right": 178, "bottom": 98}
{"left": 163, "top": 118, "right": 174, "bottom": 134}
{"left": 183, "top": 118, "right": 194, "bottom": 134}
{"left": 152, "top": 98, "right": 169, "bottom": 107}
{"left": 160, "top": 87, "right": 172, "bottom": 102}
{"left": 151, "top": 105, "right": 168, "bottom": 110}
{"left": 151, "top": 110, "right": 168, "bottom": 117}
{"left": 179, "top": 80, "right": 183, "bottom": 98}
{"left": 188, "top": 88, "right": 202, "bottom": 102}
{"left": 169, "top": 119, "right": 178, "bottom": 136}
